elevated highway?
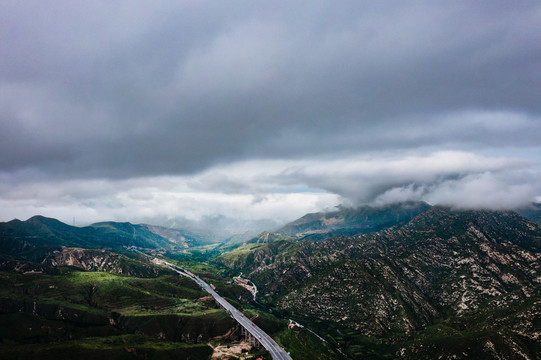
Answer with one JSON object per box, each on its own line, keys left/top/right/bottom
{"left": 154, "top": 259, "right": 292, "bottom": 360}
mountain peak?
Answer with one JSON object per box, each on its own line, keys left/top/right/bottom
{"left": 27, "top": 214, "right": 54, "bottom": 222}
{"left": 26, "top": 215, "right": 71, "bottom": 227}
{"left": 22, "top": 216, "right": 79, "bottom": 236}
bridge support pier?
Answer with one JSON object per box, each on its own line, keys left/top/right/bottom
{"left": 239, "top": 324, "right": 260, "bottom": 348}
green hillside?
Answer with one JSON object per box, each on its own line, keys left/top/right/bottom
{"left": 0, "top": 268, "right": 232, "bottom": 359}
{"left": 0, "top": 216, "right": 215, "bottom": 261}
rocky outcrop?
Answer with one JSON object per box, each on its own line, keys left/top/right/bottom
{"left": 43, "top": 247, "right": 173, "bottom": 277}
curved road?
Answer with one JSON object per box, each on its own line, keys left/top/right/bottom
{"left": 155, "top": 259, "right": 292, "bottom": 360}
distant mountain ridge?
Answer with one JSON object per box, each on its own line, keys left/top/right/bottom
{"left": 0, "top": 215, "right": 208, "bottom": 261}
{"left": 273, "top": 201, "right": 431, "bottom": 241}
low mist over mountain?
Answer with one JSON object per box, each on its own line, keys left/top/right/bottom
{"left": 275, "top": 201, "right": 431, "bottom": 240}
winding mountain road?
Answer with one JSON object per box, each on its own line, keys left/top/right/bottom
{"left": 154, "top": 259, "right": 292, "bottom": 360}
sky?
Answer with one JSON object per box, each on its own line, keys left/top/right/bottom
{"left": 1, "top": 1, "right": 540, "bottom": 233}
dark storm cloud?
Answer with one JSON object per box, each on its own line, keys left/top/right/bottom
{"left": 1, "top": 0, "right": 540, "bottom": 180}
{"left": 1, "top": 1, "right": 541, "bottom": 227}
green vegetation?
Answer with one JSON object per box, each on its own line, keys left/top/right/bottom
{"left": 238, "top": 306, "right": 342, "bottom": 359}
{"left": 275, "top": 328, "right": 339, "bottom": 360}
{"left": 216, "top": 243, "right": 266, "bottom": 264}
{"left": 0, "top": 259, "right": 339, "bottom": 359}
{"left": 0, "top": 270, "right": 213, "bottom": 316}
{"left": 0, "top": 268, "right": 236, "bottom": 359}
{"left": 169, "top": 243, "right": 226, "bottom": 262}
{"left": 2, "top": 206, "right": 540, "bottom": 359}
{"left": 270, "top": 287, "right": 541, "bottom": 360}
{"left": 0, "top": 216, "right": 216, "bottom": 262}
{"left": 246, "top": 231, "right": 296, "bottom": 244}
{"left": 0, "top": 334, "right": 213, "bottom": 360}
{"left": 242, "top": 308, "right": 288, "bottom": 334}
{"left": 276, "top": 201, "right": 431, "bottom": 238}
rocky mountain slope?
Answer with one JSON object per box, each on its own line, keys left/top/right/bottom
{"left": 2, "top": 208, "right": 541, "bottom": 359}
{"left": 217, "top": 207, "right": 541, "bottom": 359}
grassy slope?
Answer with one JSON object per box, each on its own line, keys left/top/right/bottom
{"left": 0, "top": 259, "right": 336, "bottom": 359}
{"left": 0, "top": 268, "right": 234, "bottom": 359}
{"left": 1, "top": 335, "right": 213, "bottom": 360}
{"left": 239, "top": 307, "right": 342, "bottom": 359}
{"left": 0, "top": 270, "right": 210, "bottom": 315}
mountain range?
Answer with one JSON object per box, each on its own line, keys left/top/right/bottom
{"left": 1, "top": 203, "right": 540, "bottom": 359}
{"left": 0, "top": 215, "right": 210, "bottom": 261}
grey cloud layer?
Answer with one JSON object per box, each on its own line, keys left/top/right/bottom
{"left": 1, "top": 1, "right": 540, "bottom": 226}
{"left": 2, "top": 1, "right": 540, "bottom": 179}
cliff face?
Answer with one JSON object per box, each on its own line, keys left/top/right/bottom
{"left": 218, "top": 207, "right": 541, "bottom": 357}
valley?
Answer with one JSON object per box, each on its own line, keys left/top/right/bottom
{"left": 1, "top": 203, "right": 540, "bottom": 359}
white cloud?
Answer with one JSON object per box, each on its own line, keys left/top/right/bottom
{"left": 0, "top": 174, "right": 340, "bottom": 227}
{"left": 425, "top": 171, "right": 540, "bottom": 209}
{"left": 0, "top": 151, "right": 539, "bottom": 231}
